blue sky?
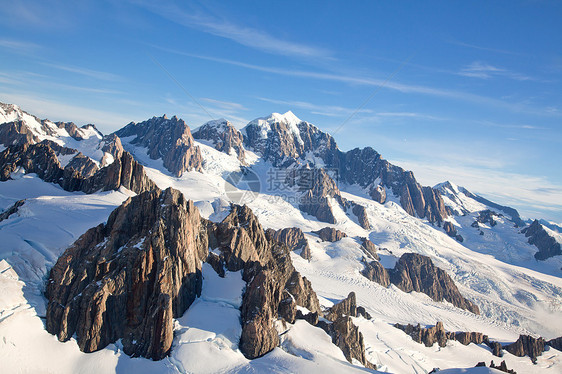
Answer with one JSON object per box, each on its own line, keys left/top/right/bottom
{"left": 1, "top": 0, "right": 561, "bottom": 222}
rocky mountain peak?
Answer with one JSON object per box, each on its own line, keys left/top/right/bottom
{"left": 522, "top": 220, "right": 562, "bottom": 260}
{"left": 192, "top": 118, "right": 246, "bottom": 163}
{"left": 114, "top": 115, "right": 203, "bottom": 177}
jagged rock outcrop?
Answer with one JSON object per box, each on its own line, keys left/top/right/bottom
{"left": 192, "top": 119, "right": 246, "bottom": 163}
{"left": 266, "top": 227, "right": 311, "bottom": 260}
{"left": 312, "top": 227, "right": 348, "bottom": 242}
{"left": 522, "top": 220, "right": 562, "bottom": 260}
{"left": 360, "top": 237, "right": 380, "bottom": 260}
{"left": 474, "top": 210, "right": 499, "bottom": 227}
{"left": 488, "top": 341, "right": 504, "bottom": 357}
{"left": 325, "top": 292, "right": 357, "bottom": 321}
{"left": 317, "top": 293, "right": 376, "bottom": 369}
{"left": 361, "top": 259, "right": 390, "bottom": 287}
{"left": 207, "top": 204, "right": 322, "bottom": 359}
{"left": 0, "top": 199, "right": 25, "bottom": 221}
{"left": 505, "top": 334, "right": 546, "bottom": 363}
{"left": 389, "top": 253, "right": 479, "bottom": 314}
{"left": 336, "top": 147, "right": 448, "bottom": 224}
{"left": 395, "top": 321, "right": 450, "bottom": 347}
{"left": 548, "top": 336, "right": 562, "bottom": 351}
{"left": 288, "top": 165, "right": 343, "bottom": 224}
{"left": 352, "top": 203, "right": 371, "bottom": 229}
{"left": 115, "top": 115, "right": 203, "bottom": 177}
{"left": 370, "top": 184, "right": 386, "bottom": 204}
{"left": 443, "top": 221, "right": 464, "bottom": 242}
{"left": 0, "top": 120, "right": 39, "bottom": 146}
{"left": 395, "top": 321, "right": 486, "bottom": 348}
{"left": 0, "top": 140, "right": 156, "bottom": 195}
{"left": 489, "top": 360, "right": 517, "bottom": 374}
{"left": 46, "top": 188, "right": 208, "bottom": 360}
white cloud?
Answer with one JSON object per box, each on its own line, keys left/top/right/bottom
{"left": 40, "top": 62, "right": 122, "bottom": 81}
{"left": 155, "top": 48, "right": 561, "bottom": 118}
{"left": 256, "top": 97, "right": 372, "bottom": 117}
{"left": 459, "top": 61, "right": 533, "bottom": 81}
{"left": 133, "top": 1, "right": 331, "bottom": 59}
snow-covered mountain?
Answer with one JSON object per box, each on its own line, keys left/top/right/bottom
{"left": 1, "top": 103, "right": 561, "bottom": 373}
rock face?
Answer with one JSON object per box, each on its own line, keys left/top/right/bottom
{"left": 266, "top": 227, "right": 311, "bottom": 260}
{"left": 336, "top": 147, "right": 448, "bottom": 224}
{"left": 192, "top": 119, "right": 246, "bottom": 163}
{"left": 242, "top": 112, "right": 338, "bottom": 168}
{"left": 320, "top": 293, "right": 376, "bottom": 369}
{"left": 522, "top": 220, "right": 562, "bottom": 260}
{"left": 46, "top": 188, "right": 208, "bottom": 360}
{"left": 361, "top": 259, "right": 390, "bottom": 287}
{"left": 394, "top": 322, "right": 486, "bottom": 348}
{"left": 352, "top": 203, "right": 371, "bottom": 230}
{"left": 548, "top": 336, "right": 562, "bottom": 351}
{"left": 360, "top": 237, "right": 380, "bottom": 260}
{"left": 0, "top": 199, "right": 25, "bottom": 221}
{"left": 209, "top": 205, "right": 322, "bottom": 359}
{"left": 242, "top": 112, "right": 447, "bottom": 224}
{"left": 312, "top": 227, "right": 347, "bottom": 242}
{"left": 443, "top": 221, "right": 463, "bottom": 242}
{"left": 389, "top": 253, "right": 479, "bottom": 314}
{"left": 505, "top": 335, "right": 546, "bottom": 363}
{"left": 0, "top": 140, "right": 156, "bottom": 195}
{"left": 115, "top": 115, "right": 203, "bottom": 177}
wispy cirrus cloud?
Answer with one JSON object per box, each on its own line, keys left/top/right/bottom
{"left": 154, "top": 47, "right": 561, "bottom": 118}
{"left": 132, "top": 0, "right": 331, "bottom": 59}
{"left": 447, "top": 39, "right": 520, "bottom": 55}
{"left": 40, "top": 62, "right": 122, "bottom": 81}
{"left": 200, "top": 98, "right": 247, "bottom": 111}
{"left": 459, "top": 61, "right": 534, "bottom": 81}
{"left": 257, "top": 97, "right": 372, "bottom": 117}
{"left": 0, "top": 38, "right": 41, "bottom": 55}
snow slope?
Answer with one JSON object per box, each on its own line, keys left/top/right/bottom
{"left": 1, "top": 112, "right": 561, "bottom": 373}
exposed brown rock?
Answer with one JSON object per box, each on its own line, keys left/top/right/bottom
{"left": 115, "top": 115, "right": 203, "bottom": 177}
{"left": 443, "top": 221, "right": 464, "bottom": 242}
{"left": 267, "top": 227, "right": 311, "bottom": 260}
{"left": 394, "top": 322, "right": 450, "bottom": 348}
{"left": 0, "top": 199, "right": 25, "bottom": 221}
{"left": 395, "top": 322, "right": 490, "bottom": 350}
{"left": 352, "top": 203, "right": 371, "bottom": 230}
{"left": 488, "top": 341, "right": 504, "bottom": 357}
{"left": 0, "top": 120, "right": 39, "bottom": 146}
{"left": 293, "top": 166, "right": 342, "bottom": 224}
{"left": 522, "top": 220, "right": 562, "bottom": 260}
{"left": 0, "top": 140, "right": 156, "bottom": 195}
{"left": 505, "top": 334, "right": 546, "bottom": 363}
{"left": 390, "top": 253, "right": 479, "bottom": 314}
{"left": 548, "top": 336, "right": 562, "bottom": 351}
{"left": 312, "top": 227, "right": 348, "bottom": 242}
{"left": 489, "top": 360, "right": 517, "bottom": 373}
{"left": 45, "top": 188, "right": 208, "bottom": 360}
{"left": 369, "top": 184, "right": 386, "bottom": 204}
{"left": 360, "top": 237, "right": 379, "bottom": 260}
{"left": 192, "top": 119, "right": 246, "bottom": 163}
{"left": 361, "top": 259, "right": 390, "bottom": 287}
{"left": 331, "top": 315, "right": 376, "bottom": 369}
{"left": 325, "top": 292, "right": 357, "bottom": 321}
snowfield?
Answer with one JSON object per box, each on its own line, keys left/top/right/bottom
{"left": 0, "top": 116, "right": 561, "bottom": 373}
